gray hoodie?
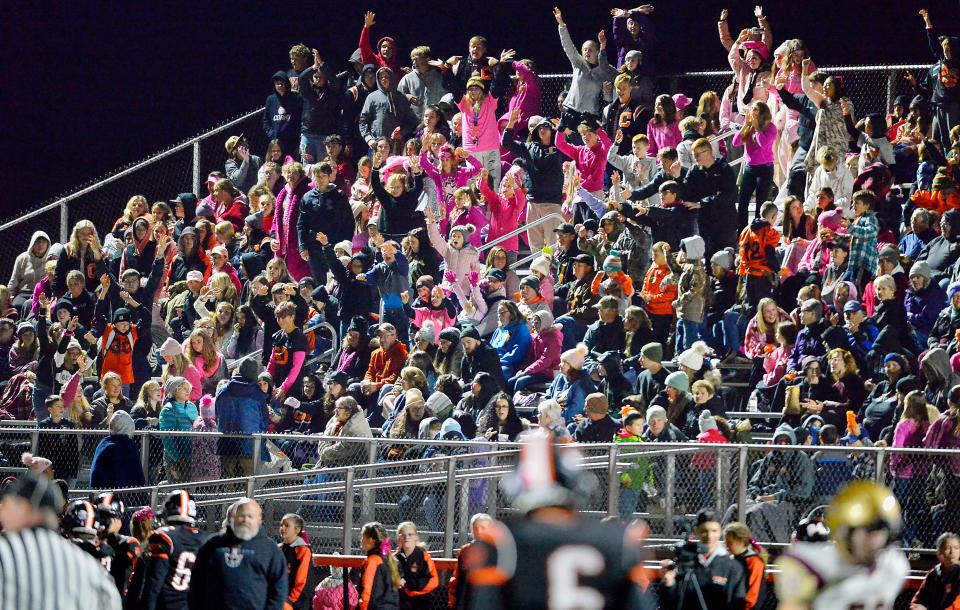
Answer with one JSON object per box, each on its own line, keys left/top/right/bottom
{"left": 559, "top": 25, "right": 617, "bottom": 116}
{"left": 359, "top": 67, "right": 419, "bottom": 144}
{"left": 9, "top": 231, "right": 51, "bottom": 297}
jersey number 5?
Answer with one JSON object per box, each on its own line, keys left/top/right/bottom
{"left": 547, "top": 546, "right": 605, "bottom": 610}
{"left": 170, "top": 551, "right": 197, "bottom": 591}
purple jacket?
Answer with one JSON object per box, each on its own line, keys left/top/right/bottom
{"left": 612, "top": 13, "right": 655, "bottom": 69}
{"left": 890, "top": 419, "right": 929, "bottom": 478}
{"left": 787, "top": 320, "right": 828, "bottom": 372}
{"left": 924, "top": 412, "right": 960, "bottom": 475}
{"left": 905, "top": 285, "right": 947, "bottom": 336}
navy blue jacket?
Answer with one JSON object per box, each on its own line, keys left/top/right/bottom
{"left": 215, "top": 378, "right": 270, "bottom": 459}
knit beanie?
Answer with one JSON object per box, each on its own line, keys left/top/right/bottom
{"left": 909, "top": 261, "right": 932, "bottom": 281}
{"left": 334, "top": 240, "right": 353, "bottom": 256}
{"left": 439, "top": 327, "right": 461, "bottom": 343}
{"left": 818, "top": 208, "right": 843, "bottom": 231}
{"left": 159, "top": 337, "right": 184, "bottom": 358}
{"left": 460, "top": 326, "right": 481, "bottom": 342}
{"left": 646, "top": 405, "right": 668, "bottom": 423}
{"left": 405, "top": 388, "right": 425, "bottom": 410}
{"left": 640, "top": 342, "right": 663, "bottom": 362}
{"left": 603, "top": 251, "right": 623, "bottom": 273}
{"left": 698, "top": 410, "right": 718, "bottom": 433}
{"left": 520, "top": 275, "right": 541, "bottom": 293}
{"left": 450, "top": 224, "right": 476, "bottom": 243}
{"left": 561, "top": 344, "right": 589, "bottom": 370}
{"left": 466, "top": 75, "right": 486, "bottom": 91}
{"left": 425, "top": 392, "right": 454, "bottom": 421}
{"left": 665, "top": 371, "right": 690, "bottom": 393}
{"left": 109, "top": 410, "right": 136, "bottom": 438}
{"left": 238, "top": 357, "right": 260, "bottom": 382}
{"left": 196, "top": 395, "right": 215, "bottom": 419}
{"left": 677, "top": 341, "right": 710, "bottom": 372}
{"left": 415, "top": 322, "right": 435, "bottom": 345}
{"left": 710, "top": 247, "right": 736, "bottom": 272}
{"left": 584, "top": 393, "right": 609, "bottom": 415}
{"left": 948, "top": 281, "right": 960, "bottom": 301}
{"left": 164, "top": 376, "right": 188, "bottom": 400}
{"left": 530, "top": 255, "right": 552, "bottom": 278}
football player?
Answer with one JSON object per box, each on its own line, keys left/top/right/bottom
{"left": 63, "top": 499, "right": 116, "bottom": 572}
{"left": 125, "top": 490, "right": 205, "bottom": 610}
{"left": 94, "top": 492, "right": 140, "bottom": 595}
{"left": 466, "top": 429, "right": 655, "bottom": 610}
{"left": 775, "top": 480, "right": 909, "bottom": 610}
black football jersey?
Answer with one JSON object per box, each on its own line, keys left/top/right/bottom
{"left": 125, "top": 525, "right": 205, "bottom": 610}
{"left": 104, "top": 533, "right": 140, "bottom": 595}
{"left": 467, "top": 516, "right": 655, "bottom": 610}
{"left": 73, "top": 537, "right": 116, "bottom": 574}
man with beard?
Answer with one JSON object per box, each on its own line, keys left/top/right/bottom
{"left": 189, "top": 499, "right": 287, "bottom": 610}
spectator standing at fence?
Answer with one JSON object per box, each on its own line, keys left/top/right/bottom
{"left": 190, "top": 498, "right": 288, "bottom": 610}
{"left": 158, "top": 377, "right": 199, "bottom": 483}
{"left": 37, "top": 394, "right": 80, "bottom": 486}
{"left": 90, "top": 410, "right": 146, "bottom": 490}
{"left": 215, "top": 358, "right": 269, "bottom": 478}
{"left": 919, "top": 9, "right": 959, "bottom": 152}
{"left": 925, "top": 386, "right": 960, "bottom": 535}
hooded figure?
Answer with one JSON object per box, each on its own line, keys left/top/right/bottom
{"left": 359, "top": 67, "right": 419, "bottom": 147}
{"left": 922, "top": 347, "right": 956, "bottom": 412}
{"left": 919, "top": 210, "right": 960, "bottom": 284}
{"left": 9, "top": 230, "right": 51, "bottom": 303}
{"left": 170, "top": 227, "right": 210, "bottom": 284}
{"left": 89, "top": 411, "right": 146, "bottom": 489}
{"left": 120, "top": 216, "right": 157, "bottom": 277}
{"left": 262, "top": 70, "right": 302, "bottom": 154}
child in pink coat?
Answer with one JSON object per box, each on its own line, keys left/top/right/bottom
{"left": 426, "top": 207, "right": 482, "bottom": 297}
{"left": 410, "top": 286, "right": 457, "bottom": 343}
{"left": 312, "top": 564, "right": 358, "bottom": 610}
{"left": 478, "top": 167, "right": 525, "bottom": 260}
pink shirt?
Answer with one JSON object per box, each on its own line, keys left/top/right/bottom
{"left": 554, "top": 129, "right": 612, "bottom": 193}
{"left": 458, "top": 95, "right": 501, "bottom": 153}
{"left": 732, "top": 122, "right": 777, "bottom": 167}
{"left": 645, "top": 120, "right": 682, "bottom": 158}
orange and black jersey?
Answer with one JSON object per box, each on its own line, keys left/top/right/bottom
{"left": 395, "top": 546, "right": 439, "bottom": 609}
{"left": 737, "top": 219, "right": 781, "bottom": 276}
{"left": 270, "top": 327, "right": 309, "bottom": 381}
{"left": 125, "top": 524, "right": 205, "bottom": 610}
{"left": 466, "top": 517, "right": 655, "bottom": 610}
{"left": 73, "top": 537, "right": 115, "bottom": 574}
{"left": 102, "top": 532, "right": 140, "bottom": 596}
{"left": 280, "top": 538, "right": 317, "bottom": 610}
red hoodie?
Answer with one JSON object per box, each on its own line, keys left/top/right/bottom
{"left": 359, "top": 27, "right": 400, "bottom": 73}
{"left": 692, "top": 427, "right": 728, "bottom": 470}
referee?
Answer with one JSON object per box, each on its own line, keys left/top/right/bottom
{"left": 0, "top": 473, "right": 121, "bottom": 610}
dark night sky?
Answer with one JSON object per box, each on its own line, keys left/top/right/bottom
{"left": 1, "top": 0, "right": 956, "bottom": 220}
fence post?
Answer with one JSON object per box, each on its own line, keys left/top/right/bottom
{"left": 737, "top": 446, "right": 748, "bottom": 523}
{"left": 444, "top": 459, "right": 457, "bottom": 558}
{"left": 886, "top": 70, "right": 898, "bottom": 115}
{"left": 486, "top": 443, "right": 499, "bottom": 517}
{"left": 665, "top": 453, "right": 676, "bottom": 537}
{"left": 149, "top": 485, "right": 159, "bottom": 510}
{"left": 140, "top": 432, "right": 150, "bottom": 478}
{"left": 715, "top": 446, "right": 724, "bottom": 514}
{"left": 874, "top": 447, "right": 886, "bottom": 484}
{"left": 607, "top": 444, "right": 619, "bottom": 518}
{"left": 192, "top": 142, "right": 202, "bottom": 196}
{"left": 343, "top": 467, "right": 355, "bottom": 556}
{"left": 458, "top": 473, "right": 470, "bottom": 547}
{"left": 30, "top": 429, "right": 39, "bottom": 454}
{"left": 251, "top": 434, "right": 262, "bottom": 477}
{"left": 361, "top": 441, "right": 377, "bottom": 524}
{"left": 59, "top": 201, "right": 69, "bottom": 244}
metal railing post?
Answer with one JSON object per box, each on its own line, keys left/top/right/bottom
{"left": 486, "top": 443, "right": 499, "bottom": 517}
{"left": 361, "top": 441, "right": 377, "bottom": 524}
{"left": 874, "top": 447, "right": 886, "bottom": 485}
{"left": 607, "top": 445, "right": 619, "bottom": 518}
{"left": 251, "top": 434, "right": 262, "bottom": 477}
{"left": 715, "top": 446, "right": 724, "bottom": 514}
{"left": 664, "top": 454, "right": 676, "bottom": 536}
{"left": 59, "top": 201, "right": 69, "bottom": 244}
{"left": 192, "top": 142, "right": 202, "bottom": 196}
{"left": 737, "top": 446, "right": 748, "bottom": 523}
{"left": 149, "top": 486, "right": 159, "bottom": 510}
{"left": 140, "top": 432, "right": 150, "bottom": 478}
{"left": 343, "top": 467, "right": 355, "bottom": 555}
{"left": 458, "top": 473, "right": 470, "bottom": 547}
{"left": 443, "top": 459, "right": 457, "bottom": 558}
{"left": 886, "top": 70, "right": 898, "bottom": 115}
{"left": 30, "top": 429, "right": 39, "bottom": 454}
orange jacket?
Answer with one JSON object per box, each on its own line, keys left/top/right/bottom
{"left": 738, "top": 221, "right": 781, "bottom": 276}
{"left": 743, "top": 554, "right": 766, "bottom": 610}
{"left": 364, "top": 341, "right": 409, "bottom": 389}
{"left": 640, "top": 264, "right": 677, "bottom": 316}
{"left": 590, "top": 270, "right": 635, "bottom": 297}
{"left": 911, "top": 189, "right": 960, "bottom": 215}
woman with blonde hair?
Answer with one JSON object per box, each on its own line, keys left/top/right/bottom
{"left": 185, "top": 328, "right": 223, "bottom": 397}
{"left": 113, "top": 195, "right": 149, "bottom": 233}
{"left": 272, "top": 161, "right": 312, "bottom": 280}
{"left": 799, "top": 348, "right": 865, "bottom": 428}
{"left": 483, "top": 246, "right": 520, "bottom": 299}
{"left": 56, "top": 219, "right": 104, "bottom": 293}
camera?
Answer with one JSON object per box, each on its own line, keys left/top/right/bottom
{"left": 670, "top": 535, "right": 708, "bottom": 572}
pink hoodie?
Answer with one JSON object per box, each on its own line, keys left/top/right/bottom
{"left": 478, "top": 176, "right": 525, "bottom": 253}
{"left": 522, "top": 324, "right": 563, "bottom": 376}
{"left": 555, "top": 129, "right": 612, "bottom": 193}
{"left": 498, "top": 60, "right": 542, "bottom": 133}
{"left": 458, "top": 94, "right": 501, "bottom": 153}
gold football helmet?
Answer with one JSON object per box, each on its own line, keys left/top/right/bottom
{"left": 825, "top": 480, "right": 901, "bottom": 556}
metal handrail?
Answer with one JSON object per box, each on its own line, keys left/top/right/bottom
{"left": 659, "top": 63, "right": 932, "bottom": 78}
{"left": 0, "top": 108, "right": 263, "bottom": 235}
{"left": 477, "top": 212, "right": 566, "bottom": 254}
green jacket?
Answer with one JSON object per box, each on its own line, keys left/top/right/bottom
{"left": 614, "top": 429, "right": 652, "bottom": 490}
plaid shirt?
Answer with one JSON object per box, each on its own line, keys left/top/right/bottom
{"left": 847, "top": 212, "right": 879, "bottom": 274}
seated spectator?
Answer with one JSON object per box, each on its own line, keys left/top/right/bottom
{"left": 536, "top": 399, "right": 572, "bottom": 441}
{"left": 459, "top": 327, "right": 507, "bottom": 391}
{"left": 477, "top": 393, "right": 525, "bottom": 442}
{"left": 318, "top": 396, "right": 373, "bottom": 468}
{"left": 651, "top": 371, "right": 696, "bottom": 437}
{"left": 787, "top": 299, "right": 828, "bottom": 373}
{"left": 899, "top": 208, "right": 937, "bottom": 262}
{"left": 458, "top": 372, "right": 501, "bottom": 424}
{"left": 359, "top": 323, "right": 409, "bottom": 409}
{"left": 544, "top": 345, "right": 596, "bottom": 422}
{"left": 596, "top": 351, "right": 632, "bottom": 416}
{"left": 555, "top": 254, "right": 600, "bottom": 351}
{"left": 573, "top": 393, "right": 620, "bottom": 443}
{"left": 905, "top": 261, "right": 946, "bottom": 347}
{"left": 509, "top": 310, "right": 562, "bottom": 393}
{"left": 583, "top": 295, "right": 626, "bottom": 374}
{"left": 917, "top": 209, "right": 960, "bottom": 286}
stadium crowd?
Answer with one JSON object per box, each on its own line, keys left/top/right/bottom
{"left": 0, "top": 3, "right": 959, "bottom": 608}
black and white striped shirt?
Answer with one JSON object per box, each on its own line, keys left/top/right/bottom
{"left": 0, "top": 526, "right": 121, "bottom": 610}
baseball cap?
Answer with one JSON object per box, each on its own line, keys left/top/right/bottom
{"left": 486, "top": 268, "right": 506, "bottom": 282}
{"left": 843, "top": 300, "right": 864, "bottom": 314}
{"left": 553, "top": 223, "right": 576, "bottom": 235}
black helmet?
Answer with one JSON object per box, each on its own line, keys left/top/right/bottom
{"left": 93, "top": 491, "right": 125, "bottom": 523}
{"left": 62, "top": 499, "right": 101, "bottom": 536}
{"left": 162, "top": 490, "right": 196, "bottom": 525}
{"left": 501, "top": 430, "right": 597, "bottom": 513}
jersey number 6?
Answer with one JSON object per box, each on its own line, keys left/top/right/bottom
{"left": 547, "top": 545, "right": 605, "bottom": 610}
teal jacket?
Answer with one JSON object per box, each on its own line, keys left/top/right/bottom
{"left": 159, "top": 400, "right": 199, "bottom": 461}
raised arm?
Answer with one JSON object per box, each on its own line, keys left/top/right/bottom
{"left": 799, "top": 59, "right": 825, "bottom": 108}
{"left": 358, "top": 11, "right": 378, "bottom": 66}
{"left": 555, "top": 9, "right": 588, "bottom": 72}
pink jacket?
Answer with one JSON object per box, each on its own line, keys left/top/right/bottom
{"left": 762, "top": 343, "right": 793, "bottom": 386}
{"left": 412, "top": 305, "right": 457, "bottom": 341}
{"left": 458, "top": 94, "right": 500, "bottom": 152}
{"left": 645, "top": 120, "right": 682, "bottom": 158}
{"left": 692, "top": 428, "right": 728, "bottom": 470}
{"left": 498, "top": 60, "right": 541, "bottom": 132}
{"left": 190, "top": 353, "right": 221, "bottom": 401}
{"left": 179, "top": 361, "right": 204, "bottom": 403}
{"left": 426, "top": 220, "right": 481, "bottom": 295}
{"left": 743, "top": 308, "right": 788, "bottom": 359}
{"left": 478, "top": 179, "right": 525, "bottom": 253}
{"left": 555, "top": 129, "right": 612, "bottom": 193}
{"left": 313, "top": 580, "right": 359, "bottom": 610}
{"left": 522, "top": 324, "right": 563, "bottom": 376}
{"left": 890, "top": 419, "right": 930, "bottom": 478}
{"left": 272, "top": 179, "right": 311, "bottom": 280}
{"left": 732, "top": 122, "right": 778, "bottom": 167}
{"left": 419, "top": 152, "right": 482, "bottom": 216}
{"left": 207, "top": 262, "right": 242, "bottom": 296}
